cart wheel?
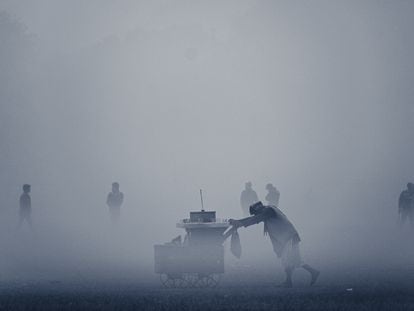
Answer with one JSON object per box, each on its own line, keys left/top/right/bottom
{"left": 194, "top": 273, "right": 221, "bottom": 288}
{"left": 183, "top": 273, "right": 198, "bottom": 288}
{"left": 160, "top": 274, "right": 188, "bottom": 288}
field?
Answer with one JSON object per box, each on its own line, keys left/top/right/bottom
{"left": 0, "top": 271, "right": 413, "bottom": 311}
{"left": 2, "top": 231, "right": 414, "bottom": 310}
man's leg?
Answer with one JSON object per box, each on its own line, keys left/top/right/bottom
{"left": 27, "top": 214, "right": 33, "bottom": 231}
{"left": 17, "top": 215, "right": 23, "bottom": 229}
{"left": 110, "top": 208, "right": 120, "bottom": 224}
{"left": 109, "top": 208, "right": 115, "bottom": 224}
{"left": 400, "top": 211, "right": 407, "bottom": 226}
{"left": 276, "top": 266, "right": 294, "bottom": 288}
{"left": 284, "top": 267, "right": 294, "bottom": 287}
{"left": 277, "top": 240, "right": 300, "bottom": 287}
{"left": 302, "top": 264, "right": 320, "bottom": 286}
{"left": 409, "top": 209, "right": 414, "bottom": 227}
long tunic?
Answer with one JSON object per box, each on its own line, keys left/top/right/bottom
{"left": 107, "top": 192, "right": 124, "bottom": 208}
{"left": 239, "top": 206, "right": 300, "bottom": 257}
{"left": 399, "top": 190, "right": 413, "bottom": 211}
{"left": 19, "top": 193, "right": 31, "bottom": 216}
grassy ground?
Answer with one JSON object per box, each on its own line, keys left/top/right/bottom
{"left": 0, "top": 282, "right": 413, "bottom": 311}
{"left": 1, "top": 261, "right": 414, "bottom": 311}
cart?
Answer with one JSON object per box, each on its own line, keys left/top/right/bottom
{"left": 154, "top": 210, "right": 230, "bottom": 288}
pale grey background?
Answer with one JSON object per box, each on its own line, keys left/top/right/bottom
{"left": 0, "top": 0, "right": 413, "bottom": 283}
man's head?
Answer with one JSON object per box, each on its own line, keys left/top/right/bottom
{"left": 112, "top": 182, "right": 120, "bottom": 193}
{"left": 245, "top": 181, "right": 252, "bottom": 190}
{"left": 408, "top": 182, "right": 414, "bottom": 192}
{"left": 249, "top": 201, "right": 265, "bottom": 215}
{"left": 23, "top": 184, "right": 31, "bottom": 193}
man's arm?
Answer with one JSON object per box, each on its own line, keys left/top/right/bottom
{"left": 239, "top": 213, "right": 268, "bottom": 227}
{"left": 230, "top": 208, "right": 273, "bottom": 228}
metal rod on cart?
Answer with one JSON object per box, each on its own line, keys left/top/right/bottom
{"left": 200, "top": 189, "right": 205, "bottom": 211}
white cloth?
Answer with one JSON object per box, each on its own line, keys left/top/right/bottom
{"left": 281, "top": 239, "right": 303, "bottom": 269}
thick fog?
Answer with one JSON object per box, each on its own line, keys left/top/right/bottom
{"left": 1, "top": 0, "right": 414, "bottom": 284}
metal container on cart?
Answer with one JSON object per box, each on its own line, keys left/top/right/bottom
{"left": 154, "top": 210, "right": 230, "bottom": 288}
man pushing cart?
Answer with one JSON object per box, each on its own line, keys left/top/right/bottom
{"left": 229, "top": 201, "right": 320, "bottom": 288}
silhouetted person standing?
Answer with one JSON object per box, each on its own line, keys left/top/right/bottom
{"left": 230, "top": 201, "right": 319, "bottom": 288}
{"left": 399, "top": 183, "right": 414, "bottom": 226}
{"left": 107, "top": 182, "right": 124, "bottom": 224}
{"left": 265, "top": 183, "right": 280, "bottom": 207}
{"left": 18, "top": 184, "right": 33, "bottom": 229}
{"left": 240, "top": 182, "right": 259, "bottom": 216}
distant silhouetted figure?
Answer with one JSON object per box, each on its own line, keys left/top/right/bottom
{"left": 240, "top": 182, "right": 259, "bottom": 216}
{"left": 18, "top": 184, "right": 33, "bottom": 229}
{"left": 265, "top": 183, "right": 280, "bottom": 207}
{"left": 106, "top": 182, "right": 124, "bottom": 224}
{"left": 229, "top": 201, "right": 320, "bottom": 288}
{"left": 399, "top": 183, "right": 414, "bottom": 226}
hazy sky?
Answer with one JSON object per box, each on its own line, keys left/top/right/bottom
{"left": 1, "top": 0, "right": 414, "bottom": 281}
